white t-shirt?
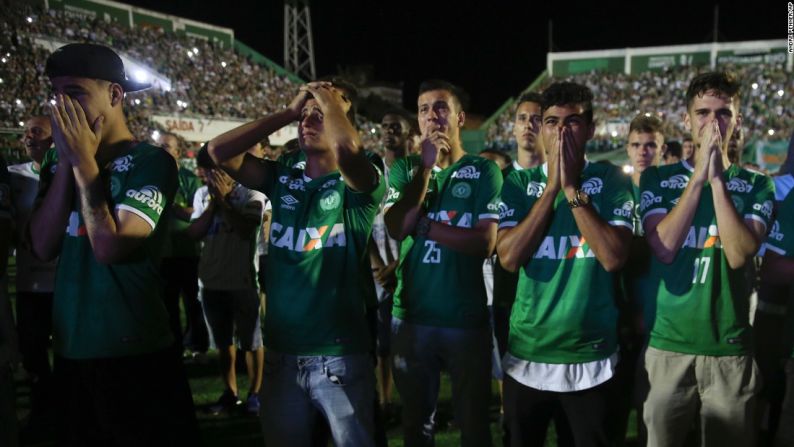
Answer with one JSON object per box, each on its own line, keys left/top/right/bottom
{"left": 192, "top": 183, "right": 265, "bottom": 290}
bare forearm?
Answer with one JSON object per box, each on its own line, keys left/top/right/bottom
{"left": 427, "top": 221, "right": 496, "bottom": 258}
{"left": 187, "top": 205, "right": 216, "bottom": 240}
{"left": 74, "top": 163, "right": 122, "bottom": 263}
{"left": 710, "top": 178, "right": 761, "bottom": 268}
{"left": 385, "top": 169, "right": 431, "bottom": 240}
{"left": 496, "top": 189, "right": 558, "bottom": 272}
{"left": 368, "top": 237, "right": 386, "bottom": 269}
{"left": 647, "top": 180, "right": 704, "bottom": 263}
{"left": 30, "top": 161, "right": 75, "bottom": 261}
{"left": 208, "top": 110, "right": 294, "bottom": 169}
{"left": 571, "top": 206, "right": 631, "bottom": 272}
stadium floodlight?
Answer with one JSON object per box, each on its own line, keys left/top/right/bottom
{"left": 187, "top": 50, "right": 193, "bottom": 58}
{"left": 152, "top": 130, "right": 161, "bottom": 141}
{"left": 0, "top": 78, "right": 3, "bottom": 84}
{"left": 644, "top": 113, "right": 651, "bottom": 117}
{"left": 176, "top": 100, "right": 183, "bottom": 107}
{"left": 752, "top": 83, "right": 759, "bottom": 90}
{"left": 26, "top": 17, "right": 33, "bottom": 23}
{"left": 134, "top": 98, "right": 141, "bottom": 105}
{"left": 192, "top": 47, "right": 199, "bottom": 55}
{"left": 1, "top": 58, "right": 6, "bottom": 63}
{"left": 18, "top": 121, "right": 24, "bottom": 127}
{"left": 15, "top": 99, "right": 22, "bottom": 106}
{"left": 778, "top": 90, "right": 784, "bottom": 97}
{"left": 221, "top": 61, "right": 227, "bottom": 68}
{"left": 611, "top": 131, "right": 618, "bottom": 137}
{"left": 768, "top": 129, "right": 775, "bottom": 136}
{"left": 50, "top": 99, "right": 56, "bottom": 105}
{"left": 134, "top": 69, "right": 149, "bottom": 83}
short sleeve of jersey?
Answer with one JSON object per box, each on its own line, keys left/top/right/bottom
{"left": 475, "top": 160, "right": 503, "bottom": 222}
{"left": 384, "top": 157, "right": 410, "bottom": 209}
{"left": 0, "top": 155, "right": 10, "bottom": 219}
{"left": 116, "top": 150, "right": 177, "bottom": 230}
{"left": 764, "top": 190, "right": 794, "bottom": 256}
{"left": 639, "top": 167, "right": 669, "bottom": 226}
{"left": 498, "top": 170, "right": 531, "bottom": 230}
{"left": 744, "top": 173, "right": 775, "bottom": 230}
{"left": 603, "top": 167, "right": 634, "bottom": 230}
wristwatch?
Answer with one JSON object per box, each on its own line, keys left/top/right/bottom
{"left": 415, "top": 215, "right": 432, "bottom": 238}
{"left": 568, "top": 189, "right": 591, "bottom": 208}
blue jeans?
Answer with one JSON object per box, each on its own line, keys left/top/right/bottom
{"left": 259, "top": 350, "right": 376, "bottom": 447}
{"left": 391, "top": 317, "right": 493, "bottom": 447}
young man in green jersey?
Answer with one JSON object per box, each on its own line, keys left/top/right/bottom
{"left": 28, "top": 43, "right": 197, "bottom": 445}
{"left": 156, "top": 131, "right": 208, "bottom": 358}
{"left": 384, "top": 79, "right": 502, "bottom": 447}
{"left": 616, "top": 114, "right": 664, "bottom": 445}
{"left": 208, "top": 80, "right": 384, "bottom": 447}
{"left": 497, "top": 82, "right": 634, "bottom": 446}
{"left": 640, "top": 72, "right": 775, "bottom": 447}
{"left": 752, "top": 132, "right": 794, "bottom": 445}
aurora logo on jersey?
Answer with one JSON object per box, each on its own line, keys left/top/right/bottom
{"left": 270, "top": 222, "right": 346, "bottom": 251}
{"left": 427, "top": 210, "right": 473, "bottom": 228}
{"left": 451, "top": 166, "right": 481, "bottom": 179}
{"left": 753, "top": 200, "right": 773, "bottom": 220}
{"left": 278, "top": 176, "right": 306, "bottom": 191}
{"left": 526, "top": 181, "right": 546, "bottom": 198}
{"left": 640, "top": 191, "right": 663, "bottom": 212}
{"left": 581, "top": 178, "right": 603, "bottom": 195}
{"left": 126, "top": 186, "right": 164, "bottom": 214}
{"left": 769, "top": 221, "right": 784, "bottom": 242}
{"left": 498, "top": 202, "right": 514, "bottom": 219}
{"left": 613, "top": 201, "right": 634, "bottom": 218}
{"left": 726, "top": 178, "right": 753, "bottom": 193}
{"left": 682, "top": 225, "right": 720, "bottom": 249}
{"left": 111, "top": 155, "right": 134, "bottom": 173}
{"left": 533, "top": 235, "right": 594, "bottom": 260}
{"left": 660, "top": 174, "right": 689, "bottom": 189}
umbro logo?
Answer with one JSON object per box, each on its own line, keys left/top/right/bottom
{"left": 281, "top": 195, "right": 299, "bottom": 206}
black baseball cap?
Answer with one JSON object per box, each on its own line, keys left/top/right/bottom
{"left": 45, "top": 43, "right": 150, "bottom": 92}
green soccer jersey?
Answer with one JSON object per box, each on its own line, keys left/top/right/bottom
{"left": 493, "top": 164, "right": 519, "bottom": 308}
{"left": 762, "top": 177, "right": 794, "bottom": 357}
{"left": 38, "top": 143, "right": 177, "bottom": 359}
{"left": 164, "top": 166, "right": 202, "bottom": 258}
{"left": 501, "top": 161, "right": 634, "bottom": 363}
{"left": 256, "top": 159, "right": 385, "bottom": 355}
{"left": 639, "top": 160, "right": 775, "bottom": 356}
{"left": 385, "top": 154, "right": 503, "bottom": 329}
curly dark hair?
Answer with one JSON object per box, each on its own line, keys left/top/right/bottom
{"left": 685, "top": 72, "right": 740, "bottom": 109}
{"left": 541, "top": 82, "right": 594, "bottom": 123}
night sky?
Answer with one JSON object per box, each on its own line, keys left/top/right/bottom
{"left": 123, "top": 0, "right": 779, "bottom": 116}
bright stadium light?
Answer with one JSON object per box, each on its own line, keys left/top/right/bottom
{"left": 18, "top": 121, "right": 24, "bottom": 127}
{"left": 49, "top": 99, "right": 56, "bottom": 105}
{"left": 176, "top": 100, "right": 183, "bottom": 107}
{"left": 221, "top": 61, "right": 227, "bottom": 68}
{"left": 15, "top": 99, "right": 22, "bottom": 106}
{"left": 778, "top": 90, "right": 785, "bottom": 97}
{"left": 1, "top": 58, "right": 6, "bottom": 63}
{"left": 370, "top": 128, "right": 376, "bottom": 134}
{"left": 0, "top": 78, "right": 3, "bottom": 84}
{"left": 768, "top": 129, "right": 775, "bottom": 136}
{"left": 26, "top": 17, "right": 33, "bottom": 23}
{"left": 751, "top": 83, "right": 759, "bottom": 90}
{"left": 644, "top": 113, "right": 651, "bottom": 117}
{"left": 134, "top": 98, "right": 141, "bottom": 105}
{"left": 134, "top": 69, "right": 148, "bottom": 83}
{"left": 186, "top": 50, "right": 193, "bottom": 58}
{"left": 611, "top": 131, "right": 618, "bottom": 137}
{"left": 192, "top": 47, "right": 199, "bottom": 54}
{"left": 152, "top": 130, "right": 161, "bottom": 141}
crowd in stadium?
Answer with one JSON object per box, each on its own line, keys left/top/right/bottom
{"left": 2, "top": 2, "right": 794, "bottom": 447}
{"left": 486, "top": 63, "right": 794, "bottom": 154}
